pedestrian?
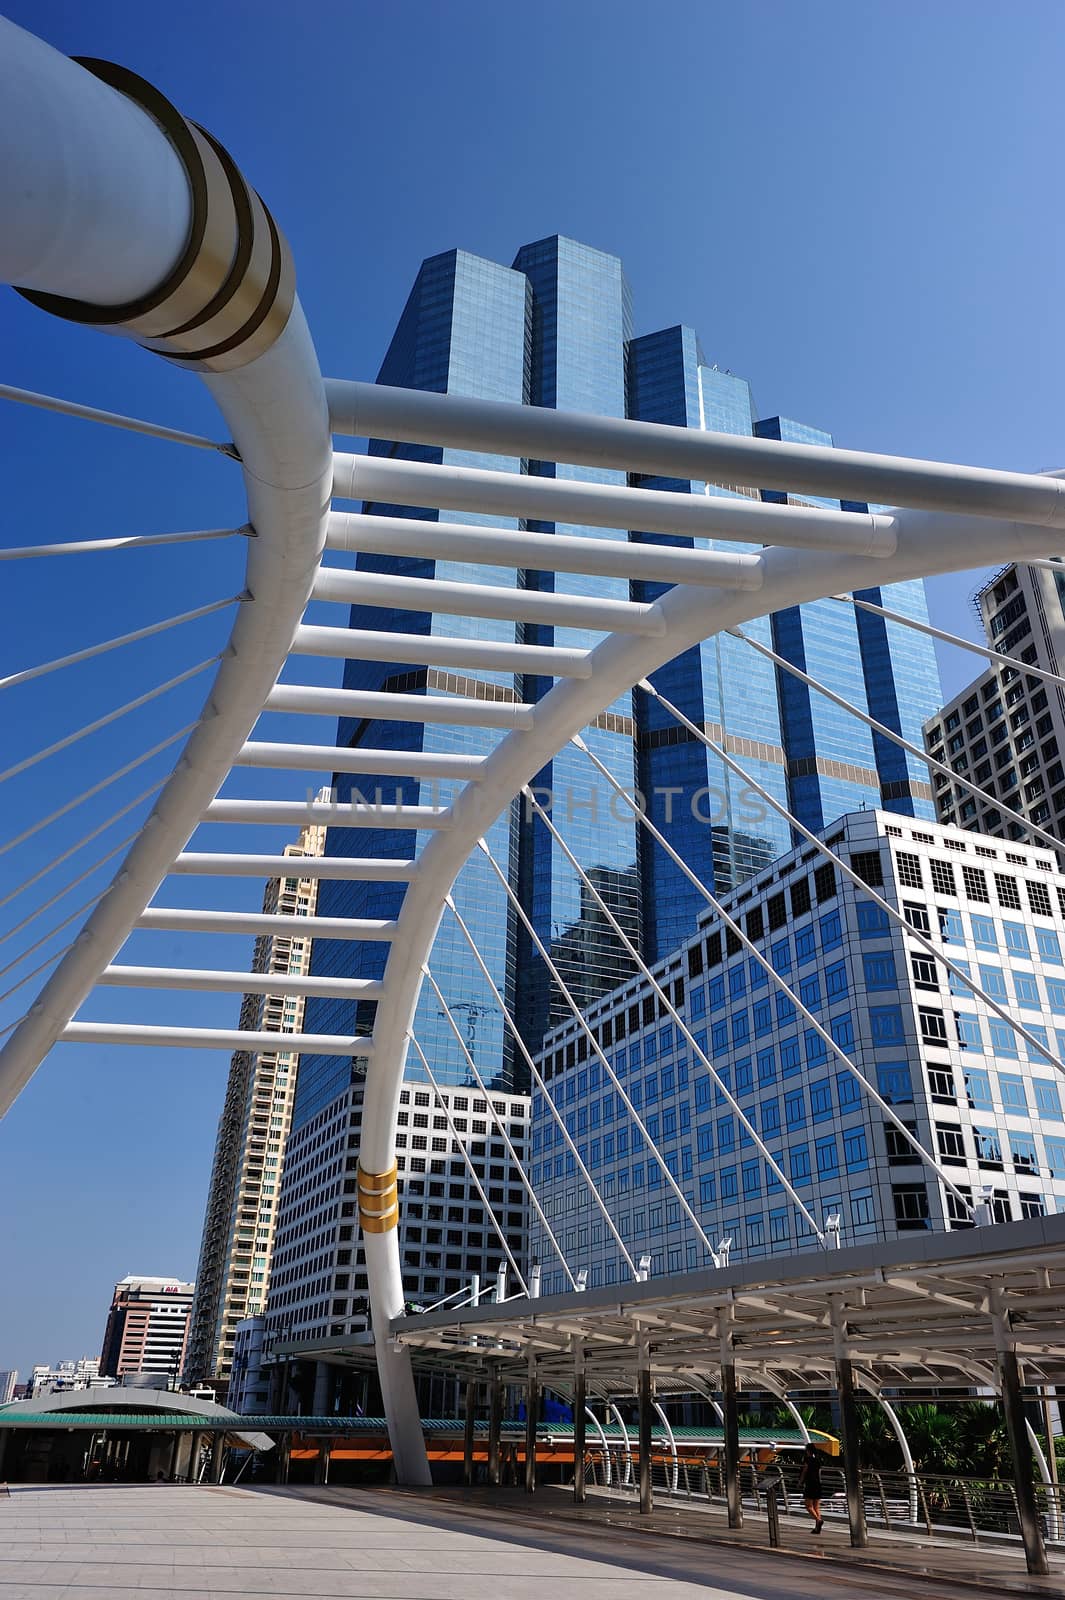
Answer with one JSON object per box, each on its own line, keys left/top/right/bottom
{"left": 797, "top": 1442, "right": 824, "bottom": 1534}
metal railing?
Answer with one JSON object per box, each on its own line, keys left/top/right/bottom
{"left": 580, "top": 1450, "right": 1065, "bottom": 1547}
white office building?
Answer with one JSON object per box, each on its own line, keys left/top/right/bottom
{"left": 529, "top": 810, "right": 1065, "bottom": 1291}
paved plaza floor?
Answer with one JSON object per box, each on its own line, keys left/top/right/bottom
{"left": 0, "top": 1481, "right": 1063, "bottom": 1600}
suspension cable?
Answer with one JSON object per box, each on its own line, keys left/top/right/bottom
{"left": 0, "top": 830, "right": 139, "bottom": 952}
{"left": 640, "top": 678, "right": 1065, "bottom": 1082}
{"left": 522, "top": 787, "right": 832, "bottom": 1239}
{"left": 569, "top": 734, "right": 973, "bottom": 1212}
{"left": 732, "top": 624, "right": 1065, "bottom": 859}
{"left": 0, "top": 888, "right": 109, "bottom": 984}
{"left": 0, "top": 938, "right": 79, "bottom": 1007}
{"left": 405, "top": 1029, "right": 529, "bottom": 1296}
{"left": 0, "top": 382, "right": 239, "bottom": 457}
{"left": 0, "top": 596, "right": 241, "bottom": 693}
{"left": 836, "top": 591, "right": 1065, "bottom": 694}
{"left": 0, "top": 527, "right": 251, "bottom": 561}
{"left": 444, "top": 893, "right": 639, "bottom": 1279}
{"left": 0, "top": 724, "right": 196, "bottom": 857}
{"left": 476, "top": 836, "right": 724, "bottom": 1263}
{"left": 0, "top": 776, "right": 167, "bottom": 913}
{"left": 0, "top": 657, "right": 218, "bottom": 786}
{"left": 422, "top": 962, "right": 576, "bottom": 1290}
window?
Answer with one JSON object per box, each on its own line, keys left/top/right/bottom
{"left": 1003, "top": 922, "right": 1031, "bottom": 957}
{"left": 892, "top": 1184, "right": 931, "bottom": 1228}
{"left": 1045, "top": 1137, "right": 1065, "bottom": 1179}
{"left": 795, "top": 927, "right": 816, "bottom": 964}
{"left": 816, "top": 1135, "right": 839, "bottom": 1176}
{"left": 927, "top": 1064, "right": 955, "bottom": 1099}
{"left": 971, "top": 914, "right": 997, "bottom": 950}
{"left": 930, "top": 859, "right": 957, "bottom": 895}
{"left": 978, "top": 964, "right": 1007, "bottom": 1001}
{"left": 1038, "top": 927, "right": 1063, "bottom": 964}
{"left": 990, "top": 1018, "right": 1019, "bottom": 1058}
{"left": 791, "top": 877, "right": 812, "bottom": 917}
{"left": 939, "top": 906, "right": 964, "bottom": 941}
{"left": 876, "top": 1062, "right": 913, "bottom": 1104}
{"left": 771, "top": 937, "right": 792, "bottom": 974}
{"left": 911, "top": 953, "right": 938, "bottom": 990}
{"left": 1035, "top": 1080, "right": 1063, "bottom": 1120}
{"left": 961, "top": 865, "right": 990, "bottom": 902}
{"left": 904, "top": 901, "right": 931, "bottom": 934}
{"left": 815, "top": 862, "right": 837, "bottom": 902}
{"left": 936, "top": 1126, "right": 967, "bottom": 1163}
{"left": 825, "top": 961, "right": 848, "bottom": 999}
{"left": 993, "top": 871, "right": 1021, "bottom": 909}
{"left": 850, "top": 850, "right": 884, "bottom": 887}
{"left": 851, "top": 1190, "right": 876, "bottom": 1227}
{"left": 1000, "top": 1073, "right": 1027, "bottom": 1111}
{"left": 810, "top": 1079, "right": 832, "bottom": 1121}
{"left": 955, "top": 1014, "right": 983, "bottom": 1049}
{"left": 974, "top": 1127, "right": 1003, "bottom": 1164}
{"left": 857, "top": 901, "right": 891, "bottom": 937}
{"left": 820, "top": 909, "right": 843, "bottom": 950}
{"left": 895, "top": 851, "right": 923, "bottom": 889}
{"left": 1028, "top": 880, "right": 1053, "bottom": 916}
{"left": 919, "top": 1007, "right": 948, "bottom": 1045}
{"left": 1047, "top": 978, "right": 1065, "bottom": 1014}
{"left": 770, "top": 1208, "right": 790, "bottom": 1242}
{"left": 863, "top": 951, "right": 898, "bottom": 990}
{"left": 785, "top": 1089, "right": 806, "bottom": 1128}
{"left": 870, "top": 1005, "right": 904, "bottom": 1044}
{"left": 1014, "top": 972, "right": 1040, "bottom": 1008}
{"left": 964, "top": 1067, "right": 993, "bottom": 1110}
{"left": 789, "top": 1145, "right": 811, "bottom": 1184}
{"left": 757, "top": 1048, "right": 776, "bottom": 1086}
{"left": 761, "top": 1098, "right": 780, "bottom": 1135}
{"left": 843, "top": 1128, "right": 869, "bottom": 1171}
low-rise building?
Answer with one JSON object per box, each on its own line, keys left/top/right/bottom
{"left": 529, "top": 810, "right": 1065, "bottom": 1291}
{"left": 27, "top": 1358, "right": 108, "bottom": 1397}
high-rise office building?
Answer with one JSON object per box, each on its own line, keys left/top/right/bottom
{"left": 100, "top": 1277, "right": 194, "bottom": 1382}
{"left": 529, "top": 810, "right": 1065, "bottom": 1290}
{"left": 184, "top": 817, "right": 327, "bottom": 1389}
{"left": 272, "top": 235, "right": 942, "bottom": 1356}
{"left": 924, "top": 562, "right": 1065, "bottom": 857}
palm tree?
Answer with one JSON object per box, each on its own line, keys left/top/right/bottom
{"left": 954, "top": 1401, "right": 1012, "bottom": 1480}
{"left": 899, "top": 1403, "right": 962, "bottom": 1476}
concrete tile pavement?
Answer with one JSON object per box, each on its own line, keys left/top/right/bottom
{"left": 0, "top": 1481, "right": 1061, "bottom": 1600}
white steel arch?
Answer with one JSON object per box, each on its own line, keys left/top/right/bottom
{"left": 3, "top": 17, "right": 1065, "bottom": 1487}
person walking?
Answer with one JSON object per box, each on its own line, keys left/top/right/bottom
{"left": 798, "top": 1442, "right": 824, "bottom": 1534}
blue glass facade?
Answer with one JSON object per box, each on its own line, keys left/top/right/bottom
{"left": 292, "top": 235, "right": 943, "bottom": 1132}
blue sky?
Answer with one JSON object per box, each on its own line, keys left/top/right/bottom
{"left": 2, "top": 0, "right": 1064, "bottom": 1382}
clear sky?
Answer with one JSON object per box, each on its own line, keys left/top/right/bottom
{"left": 1, "top": 0, "right": 1063, "bottom": 1383}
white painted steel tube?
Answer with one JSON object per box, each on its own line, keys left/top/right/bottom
{"left": 235, "top": 741, "right": 485, "bottom": 780}
{"left": 203, "top": 798, "right": 450, "bottom": 828}
{"left": 313, "top": 566, "right": 663, "bottom": 633}
{"left": 100, "top": 965, "right": 384, "bottom": 999}
{"left": 334, "top": 454, "right": 898, "bottom": 556}
{"left": 60, "top": 1022, "right": 375, "bottom": 1053}
{"left": 293, "top": 624, "right": 593, "bottom": 678}
{"left": 0, "top": 18, "right": 191, "bottom": 302}
{"left": 327, "top": 377, "right": 1065, "bottom": 529}
{"left": 327, "top": 512, "right": 766, "bottom": 589}
{"left": 266, "top": 683, "right": 534, "bottom": 729}
{"left": 0, "top": 36, "right": 332, "bottom": 1118}
{"left": 172, "top": 852, "right": 417, "bottom": 880}
{"left": 136, "top": 908, "right": 397, "bottom": 940}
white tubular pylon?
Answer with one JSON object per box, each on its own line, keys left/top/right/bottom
{"left": 6, "top": 13, "right": 1065, "bottom": 1491}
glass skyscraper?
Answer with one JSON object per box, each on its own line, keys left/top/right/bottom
{"left": 293, "top": 234, "right": 941, "bottom": 1127}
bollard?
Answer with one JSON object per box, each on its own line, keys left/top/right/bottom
{"left": 766, "top": 1481, "right": 781, "bottom": 1547}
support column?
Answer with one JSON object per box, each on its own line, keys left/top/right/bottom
{"left": 721, "top": 1360, "right": 742, "bottom": 1529}
{"left": 188, "top": 1432, "right": 202, "bottom": 1485}
{"left": 637, "top": 1333, "right": 653, "bottom": 1515}
{"left": 836, "top": 1358, "right": 868, "bottom": 1548}
{"left": 463, "top": 1378, "right": 477, "bottom": 1488}
{"left": 312, "top": 1361, "right": 333, "bottom": 1417}
{"left": 276, "top": 1434, "right": 291, "bottom": 1485}
{"left": 573, "top": 1342, "right": 587, "bottom": 1505}
{"left": 314, "top": 1441, "right": 330, "bottom": 1484}
{"left": 210, "top": 1434, "right": 225, "bottom": 1483}
{"left": 0, "top": 1427, "right": 9, "bottom": 1480}
{"left": 999, "top": 1342, "right": 1050, "bottom": 1575}
{"left": 487, "top": 1373, "right": 502, "bottom": 1487}
{"left": 524, "top": 1355, "right": 539, "bottom": 1494}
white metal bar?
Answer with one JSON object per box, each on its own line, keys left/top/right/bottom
{"left": 522, "top": 790, "right": 827, "bottom": 1243}
{"left": 335, "top": 453, "right": 898, "bottom": 556}
{"left": 445, "top": 894, "right": 639, "bottom": 1280}
{"left": 100, "top": 965, "right": 384, "bottom": 999}
{"left": 292, "top": 623, "right": 593, "bottom": 679}
{"left": 313, "top": 565, "right": 664, "bottom": 634}
{"left": 476, "top": 835, "right": 724, "bottom": 1264}
{"left": 841, "top": 593, "right": 1065, "bottom": 695}
{"left": 406, "top": 1029, "right": 529, "bottom": 1296}
{"left": 326, "top": 378, "right": 1065, "bottom": 529}
{"left": 327, "top": 511, "right": 765, "bottom": 590}
{"left": 59, "top": 1021, "right": 376, "bottom": 1053}
{"left": 732, "top": 627, "right": 1065, "bottom": 874}
{"left": 640, "top": 678, "right": 1065, "bottom": 1088}
{"left": 571, "top": 733, "right": 973, "bottom": 1212}
{"left": 235, "top": 741, "right": 485, "bottom": 780}
{"left": 0, "top": 527, "right": 247, "bottom": 560}
{"left": 171, "top": 851, "right": 417, "bottom": 881}
{"left": 0, "top": 940, "right": 78, "bottom": 1008}
{"left": 135, "top": 907, "right": 398, "bottom": 940}
{"left": 0, "top": 657, "right": 218, "bottom": 785}
{"left": 0, "top": 597, "right": 239, "bottom": 692}
{"left": 422, "top": 962, "right": 576, "bottom": 1290}
{"left": 0, "top": 723, "right": 195, "bottom": 858}
{"left": 203, "top": 797, "right": 450, "bottom": 829}
{"left": 0, "top": 382, "right": 237, "bottom": 457}
{"left": 0, "top": 776, "right": 166, "bottom": 913}
{"left": 266, "top": 682, "right": 534, "bottom": 729}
